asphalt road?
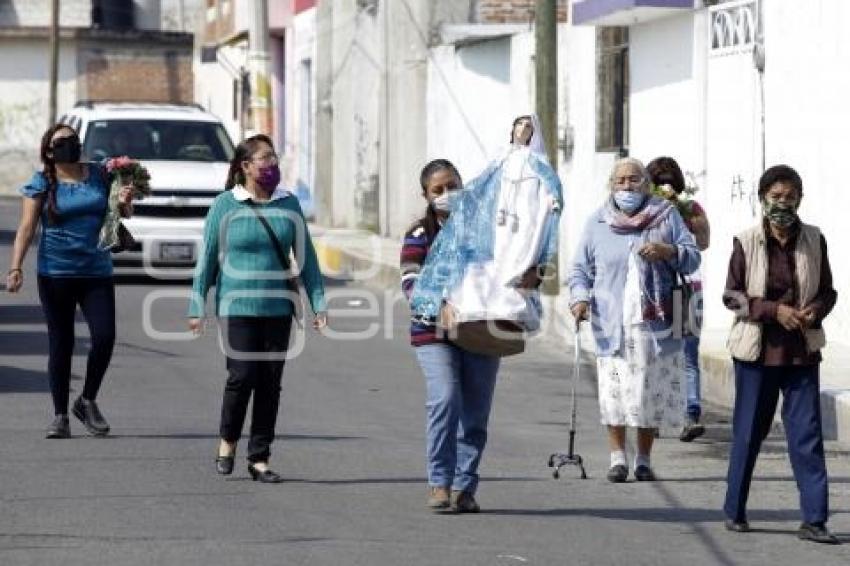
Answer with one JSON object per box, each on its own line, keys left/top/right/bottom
{"left": 1, "top": 197, "right": 849, "bottom": 566}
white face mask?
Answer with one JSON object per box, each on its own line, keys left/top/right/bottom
{"left": 431, "top": 193, "right": 452, "bottom": 212}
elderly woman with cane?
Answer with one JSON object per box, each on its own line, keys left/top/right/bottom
{"left": 567, "top": 157, "right": 700, "bottom": 482}
{"left": 722, "top": 165, "right": 839, "bottom": 544}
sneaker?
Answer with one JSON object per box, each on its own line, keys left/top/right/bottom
{"left": 679, "top": 416, "right": 705, "bottom": 442}
{"left": 606, "top": 464, "right": 628, "bottom": 483}
{"left": 427, "top": 486, "right": 451, "bottom": 510}
{"left": 72, "top": 397, "right": 110, "bottom": 436}
{"left": 45, "top": 414, "right": 70, "bottom": 439}
{"left": 798, "top": 522, "right": 840, "bottom": 544}
{"left": 724, "top": 518, "right": 751, "bottom": 533}
{"left": 451, "top": 490, "right": 480, "bottom": 513}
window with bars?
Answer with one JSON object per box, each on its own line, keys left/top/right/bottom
{"left": 595, "top": 27, "right": 629, "bottom": 154}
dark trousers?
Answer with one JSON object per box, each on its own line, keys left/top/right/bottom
{"left": 220, "top": 316, "right": 292, "bottom": 463}
{"left": 724, "top": 360, "right": 829, "bottom": 524}
{"left": 37, "top": 276, "right": 116, "bottom": 415}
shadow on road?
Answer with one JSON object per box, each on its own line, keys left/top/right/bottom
{"left": 110, "top": 433, "right": 366, "bottom": 441}
{"left": 0, "top": 366, "right": 50, "bottom": 393}
{"left": 480, "top": 506, "right": 849, "bottom": 523}
{"left": 0, "top": 330, "right": 90, "bottom": 355}
{"left": 228, "top": 475, "right": 547, "bottom": 486}
{"left": 661, "top": 475, "right": 850, "bottom": 484}
{"left": 0, "top": 304, "right": 47, "bottom": 324}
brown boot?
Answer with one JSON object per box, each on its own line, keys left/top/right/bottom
{"left": 451, "top": 490, "right": 481, "bottom": 513}
{"left": 427, "top": 486, "right": 451, "bottom": 510}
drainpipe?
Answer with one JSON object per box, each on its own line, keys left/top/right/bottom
{"left": 754, "top": 0, "right": 766, "bottom": 172}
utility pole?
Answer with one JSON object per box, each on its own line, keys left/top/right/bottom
{"left": 535, "top": 0, "right": 557, "bottom": 167}
{"left": 48, "top": 0, "right": 60, "bottom": 126}
{"left": 535, "top": 0, "right": 559, "bottom": 295}
{"left": 247, "top": 0, "right": 273, "bottom": 136}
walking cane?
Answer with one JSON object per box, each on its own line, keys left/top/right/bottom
{"left": 548, "top": 319, "right": 588, "bottom": 479}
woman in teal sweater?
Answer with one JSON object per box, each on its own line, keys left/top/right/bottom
{"left": 188, "top": 134, "right": 327, "bottom": 483}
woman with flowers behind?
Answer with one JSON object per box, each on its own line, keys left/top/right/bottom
{"left": 647, "top": 156, "right": 710, "bottom": 442}
{"left": 5, "top": 124, "right": 137, "bottom": 439}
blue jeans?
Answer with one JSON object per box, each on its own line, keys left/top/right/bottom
{"left": 415, "top": 343, "right": 500, "bottom": 494}
{"left": 684, "top": 335, "right": 701, "bottom": 420}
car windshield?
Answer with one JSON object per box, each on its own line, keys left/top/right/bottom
{"left": 82, "top": 119, "right": 235, "bottom": 162}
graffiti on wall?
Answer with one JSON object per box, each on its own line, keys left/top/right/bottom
{"left": 729, "top": 173, "right": 759, "bottom": 218}
{"left": 353, "top": 112, "right": 378, "bottom": 231}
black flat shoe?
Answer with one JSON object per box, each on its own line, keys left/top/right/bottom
{"left": 633, "top": 465, "right": 656, "bottom": 482}
{"left": 725, "top": 519, "right": 751, "bottom": 533}
{"left": 72, "top": 397, "right": 110, "bottom": 436}
{"left": 606, "top": 464, "right": 628, "bottom": 483}
{"left": 215, "top": 456, "right": 234, "bottom": 475}
{"left": 798, "top": 522, "right": 840, "bottom": 544}
{"left": 248, "top": 464, "right": 283, "bottom": 483}
{"left": 679, "top": 418, "right": 706, "bottom": 442}
{"left": 46, "top": 414, "right": 71, "bottom": 439}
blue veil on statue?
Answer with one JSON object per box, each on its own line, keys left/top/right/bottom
{"left": 410, "top": 114, "right": 563, "bottom": 324}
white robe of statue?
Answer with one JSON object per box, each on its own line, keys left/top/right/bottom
{"left": 448, "top": 145, "right": 554, "bottom": 331}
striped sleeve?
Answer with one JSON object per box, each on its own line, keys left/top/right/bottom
{"left": 400, "top": 223, "right": 429, "bottom": 303}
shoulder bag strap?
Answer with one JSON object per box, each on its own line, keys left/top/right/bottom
{"left": 246, "top": 201, "right": 304, "bottom": 326}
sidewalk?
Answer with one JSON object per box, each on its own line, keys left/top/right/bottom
{"left": 310, "top": 224, "right": 850, "bottom": 445}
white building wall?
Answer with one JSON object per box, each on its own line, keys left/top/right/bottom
{"left": 629, "top": 13, "right": 702, "bottom": 176}
{"left": 324, "top": 2, "right": 381, "bottom": 230}
{"left": 0, "top": 39, "right": 79, "bottom": 193}
{"left": 194, "top": 45, "right": 242, "bottom": 144}
{"left": 284, "top": 7, "right": 317, "bottom": 217}
{"left": 558, "top": 25, "right": 618, "bottom": 282}
{"left": 287, "top": 8, "right": 318, "bottom": 177}
{"left": 426, "top": 35, "right": 518, "bottom": 188}
{"left": 0, "top": 0, "right": 92, "bottom": 27}
{"left": 619, "top": 1, "right": 849, "bottom": 345}
{"left": 762, "top": 0, "right": 850, "bottom": 344}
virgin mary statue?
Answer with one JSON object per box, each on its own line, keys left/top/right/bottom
{"left": 410, "top": 114, "right": 563, "bottom": 350}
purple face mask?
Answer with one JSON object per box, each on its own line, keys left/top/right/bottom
{"left": 256, "top": 164, "right": 281, "bottom": 191}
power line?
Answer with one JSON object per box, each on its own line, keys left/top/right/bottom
{"left": 396, "top": 0, "right": 488, "bottom": 158}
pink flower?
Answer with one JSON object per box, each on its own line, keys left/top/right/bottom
{"left": 106, "top": 155, "right": 135, "bottom": 173}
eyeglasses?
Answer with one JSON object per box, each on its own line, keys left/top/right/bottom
{"left": 251, "top": 153, "right": 279, "bottom": 164}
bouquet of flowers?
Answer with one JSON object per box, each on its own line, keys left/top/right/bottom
{"left": 651, "top": 182, "right": 699, "bottom": 224}
{"left": 98, "top": 156, "right": 151, "bottom": 250}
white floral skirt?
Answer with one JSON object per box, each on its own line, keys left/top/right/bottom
{"left": 596, "top": 329, "right": 685, "bottom": 429}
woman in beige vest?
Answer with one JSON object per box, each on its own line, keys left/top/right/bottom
{"left": 722, "top": 165, "right": 838, "bottom": 544}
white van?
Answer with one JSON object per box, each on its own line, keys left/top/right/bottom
{"left": 60, "top": 101, "right": 235, "bottom": 277}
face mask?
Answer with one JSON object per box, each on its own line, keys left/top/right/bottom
{"left": 431, "top": 192, "right": 452, "bottom": 212}
{"left": 256, "top": 164, "right": 281, "bottom": 191}
{"left": 52, "top": 136, "right": 81, "bottom": 164}
{"left": 614, "top": 190, "right": 646, "bottom": 214}
{"left": 763, "top": 199, "right": 799, "bottom": 228}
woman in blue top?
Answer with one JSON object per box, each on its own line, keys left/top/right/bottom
{"left": 188, "top": 134, "right": 327, "bottom": 483}
{"left": 6, "top": 124, "right": 134, "bottom": 439}
{"left": 567, "top": 158, "right": 700, "bottom": 482}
